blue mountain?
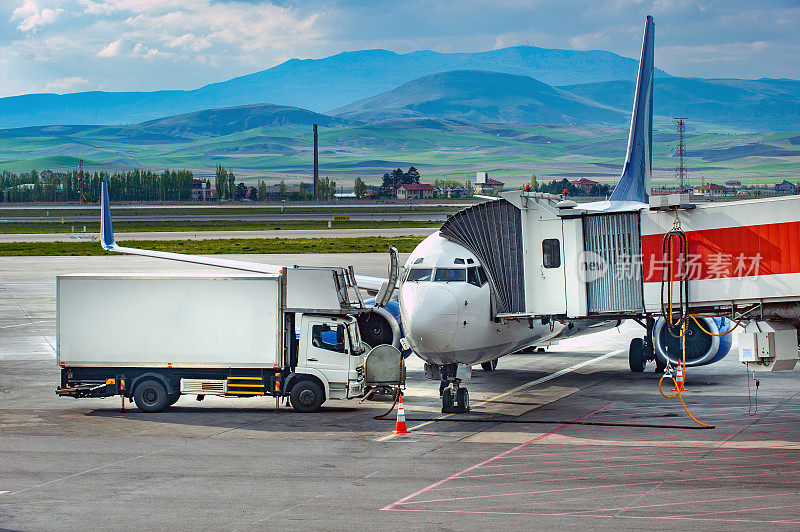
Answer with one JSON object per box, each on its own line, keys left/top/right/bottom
{"left": 0, "top": 46, "right": 658, "bottom": 128}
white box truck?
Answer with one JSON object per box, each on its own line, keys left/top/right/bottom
{"left": 56, "top": 267, "right": 402, "bottom": 413}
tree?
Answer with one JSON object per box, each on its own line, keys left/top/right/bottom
{"left": 227, "top": 171, "right": 236, "bottom": 200}
{"left": 235, "top": 182, "right": 247, "bottom": 200}
{"left": 530, "top": 174, "right": 539, "bottom": 191}
{"left": 215, "top": 165, "right": 227, "bottom": 199}
{"left": 257, "top": 180, "right": 267, "bottom": 201}
{"left": 354, "top": 177, "right": 366, "bottom": 198}
{"left": 465, "top": 179, "right": 472, "bottom": 197}
{"left": 278, "top": 179, "right": 287, "bottom": 200}
{"left": 405, "top": 166, "right": 420, "bottom": 184}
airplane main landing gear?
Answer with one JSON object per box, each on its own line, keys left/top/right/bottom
{"left": 440, "top": 363, "right": 470, "bottom": 413}
{"left": 630, "top": 316, "right": 660, "bottom": 373}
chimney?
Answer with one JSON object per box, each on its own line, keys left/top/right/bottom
{"left": 313, "top": 124, "right": 318, "bottom": 200}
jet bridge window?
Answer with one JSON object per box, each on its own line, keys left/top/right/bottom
{"left": 434, "top": 268, "right": 466, "bottom": 282}
{"left": 542, "top": 239, "right": 561, "bottom": 269}
{"left": 407, "top": 268, "right": 433, "bottom": 282}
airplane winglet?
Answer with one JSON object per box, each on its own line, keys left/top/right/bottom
{"left": 609, "top": 14, "right": 654, "bottom": 203}
{"left": 100, "top": 178, "right": 117, "bottom": 251}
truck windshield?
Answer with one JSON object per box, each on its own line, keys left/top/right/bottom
{"left": 348, "top": 321, "right": 364, "bottom": 355}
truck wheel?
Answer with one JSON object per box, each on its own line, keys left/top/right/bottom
{"left": 629, "top": 338, "right": 646, "bottom": 372}
{"left": 290, "top": 381, "right": 324, "bottom": 413}
{"left": 167, "top": 391, "right": 181, "bottom": 407}
{"left": 133, "top": 379, "right": 168, "bottom": 413}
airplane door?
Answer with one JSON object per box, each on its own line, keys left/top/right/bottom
{"left": 528, "top": 219, "right": 567, "bottom": 315}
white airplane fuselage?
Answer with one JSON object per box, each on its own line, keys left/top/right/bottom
{"left": 399, "top": 232, "right": 613, "bottom": 366}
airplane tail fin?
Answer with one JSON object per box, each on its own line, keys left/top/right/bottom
{"left": 609, "top": 15, "right": 654, "bottom": 203}
{"left": 100, "top": 178, "right": 117, "bottom": 250}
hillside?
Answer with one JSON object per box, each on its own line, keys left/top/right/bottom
{"left": 0, "top": 46, "right": 657, "bottom": 128}
{"left": 332, "top": 70, "right": 627, "bottom": 125}
{"left": 562, "top": 77, "right": 800, "bottom": 130}
{"left": 139, "top": 104, "right": 345, "bottom": 137}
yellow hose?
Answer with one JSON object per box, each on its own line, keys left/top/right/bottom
{"left": 657, "top": 318, "right": 715, "bottom": 429}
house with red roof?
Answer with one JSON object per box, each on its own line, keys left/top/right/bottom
{"left": 473, "top": 172, "right": 504, "bottom": 195}
{"left": 397, "top": 183, "right": 437, "bottom": 199}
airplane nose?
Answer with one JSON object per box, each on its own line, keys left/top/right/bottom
{"left": 401, "top": 284, "right": 460, "bottom": 355}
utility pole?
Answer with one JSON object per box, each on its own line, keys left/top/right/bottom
{"left": 673, "top": 118, "right": 687, "bottom": 191}
{"left": 313, "top": 124, "right": 318, "bottom": 200}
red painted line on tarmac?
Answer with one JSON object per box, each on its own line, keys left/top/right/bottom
{"left": 484, "top": 448, "right": 799, "bottom": 467}
{"left": 473, "top": 450, "right": 800, "bottom": 474}
{"left": 556, "top": 491, "right": 800, "bottom": 516}
{"left": 454, "top": 482, "right": 800, "bottom": 512}
{"left": 438, "top": 458, "right": 800, "bottom": 487}
{"left": 380, "top": 402, "right": 614, "bottom": 511}
{"left": 385, "top": 506, "right": 800, "bottom": 525}
{"left": 395, "top": 469, "right": 800, "bottom": 506}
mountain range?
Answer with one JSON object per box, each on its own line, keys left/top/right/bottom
{"left": 2, "top": 45, "right": 663, "bottom": 128}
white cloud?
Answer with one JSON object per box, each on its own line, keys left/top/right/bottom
{"left": 44, "top": 76, "right": 91, "bottom": 92}
{"left": 132, "top": 42, "right": 159, "bottom": 57}
{"left": 569, "top": 32, "right": 610, "bottom": 50}
{"left": 97, "top": 39, "right": 123, "bottom": 57}
{"left": 11, "top": 0, "right": 64, "bottom": 31}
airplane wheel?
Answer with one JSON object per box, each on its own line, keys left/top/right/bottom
{"left": 480, "top": 359, "right": 498, "bottom": 371}
{"left": 456, "top": 388, "right": 470, "bottom": 413}
{"left": 629, "top": 338, "right": 646, "bottom": 372}
{"left": 442, "top": 388, "right": 455, "bottom": 413}
{"left": 655, "top": 357, "right": 667, "bottom": 373}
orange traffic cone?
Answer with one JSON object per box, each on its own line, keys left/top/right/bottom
{"left": 672, "top": 364, "right": 686, "bottom": 392}
{"left": 393, "top": 394, "right": 410, "bottom": 434}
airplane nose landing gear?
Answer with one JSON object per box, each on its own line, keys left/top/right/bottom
{"left": 440, "top": 363, "right": 470, "bottom": 413}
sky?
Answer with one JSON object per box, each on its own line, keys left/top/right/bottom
{"left": 1, "top": 0, "right": 798, "bottom": 98}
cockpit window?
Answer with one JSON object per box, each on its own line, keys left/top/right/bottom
{"left": 468, "top": 266, "right": 489, "bottom": 287}
{"left": 434, "top": 268, "right": 466, "bottom": 282}
{"left": 454, "top": 258, "right": 465, "bottom": 264}
{"left": 413, "top": 257, "right": 424, "bottom": 264}
{"left": 406, "top": 268, "right": 433, "bottom": 282}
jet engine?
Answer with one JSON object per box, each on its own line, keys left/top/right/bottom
{"left": 358, "top": 300, "right": 409, "bottom": 356}
{"left": 652, "top": 316, "right": 733, "bottom": 366}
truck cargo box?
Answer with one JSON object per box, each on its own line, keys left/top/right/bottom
{"left": 57, "top": 273, "right": 282, "bottom": 368}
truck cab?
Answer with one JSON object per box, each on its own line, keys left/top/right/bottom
{"left": 295, "top": 313, "right": 367, "bottom": 403}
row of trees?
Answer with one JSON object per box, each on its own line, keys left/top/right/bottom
{"left": 531, "top": 175, "right": 612, "bottom": 197}
{"left": 380, "top": 167, "right": 420, "bottom": 195}
{"left": 1, "top": 168, "right": 199, "bottom": 203}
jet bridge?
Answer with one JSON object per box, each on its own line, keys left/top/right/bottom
{"left": 442, "top": 191, "right": 800, "bottom": 321}
{"left": 441, "top": 191, "right": 800, "bottom": 372}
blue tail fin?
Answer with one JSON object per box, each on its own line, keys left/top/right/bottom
{"left": 100, "top": 178, "right": 116, "bottom": 250}
{"left": 609, "top": 15, "right": 654, "bottom": 203}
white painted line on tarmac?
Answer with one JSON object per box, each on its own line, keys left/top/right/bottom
{"left": 377, "top": 348, "right": 624, "bottom": 442}
{"left": 0, "top": 320, "right": 50, "bottom": 329}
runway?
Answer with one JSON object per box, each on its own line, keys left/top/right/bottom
{"left": 2, "top": 255, "right": 800, "bottom": 530}
{"left": 0, "top": 227, "right": 436, "bottom": 243}
{"left": 0, "top": 213, "right": 450, "bottom": 223}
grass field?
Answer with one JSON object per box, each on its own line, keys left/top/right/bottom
{"left": 2, "top": 122, "right": 798, "bottom": 188}
{"left": 0, "top": 236, "right": 427, "bottom": 256}
{"left": 0, "top": 220, "right": 441, "bottom": 234}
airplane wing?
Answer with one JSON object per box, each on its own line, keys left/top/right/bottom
{"left": 99, "top": 179, "right": 387, "bottom": 292}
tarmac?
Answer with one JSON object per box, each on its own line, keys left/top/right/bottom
{"left": 2, "top": 254, "right": 800, "bottom": 530}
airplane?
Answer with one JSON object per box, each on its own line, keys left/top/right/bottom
{"left": 97, "top": 14, "right": 732, "bottom": 414}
